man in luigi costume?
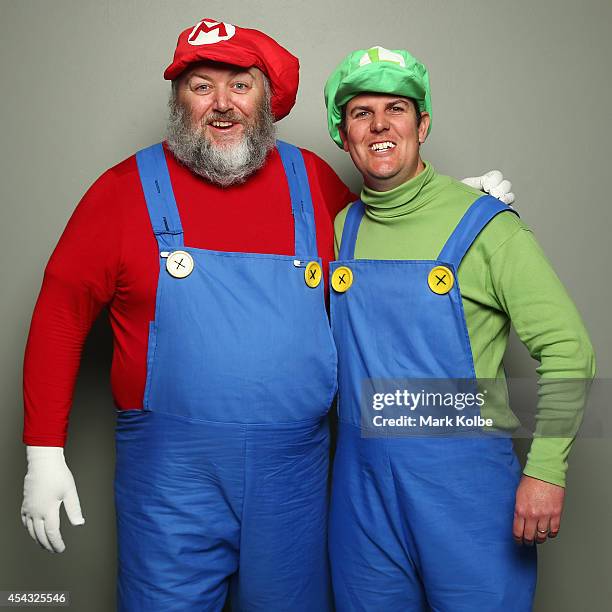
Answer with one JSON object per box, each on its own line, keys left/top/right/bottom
{"left": 325, "top": 46, "right": 595, "bottom": 610}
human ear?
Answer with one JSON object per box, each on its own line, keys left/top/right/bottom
{"left": 418, "top": 112, "right": 431, "bottom": 144}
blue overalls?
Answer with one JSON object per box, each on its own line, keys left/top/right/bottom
{"left": 329, "top": 196, "right": 537, "bottom": 611}
{"left": 114, "top": 142, "right": 337, "bottom": 611}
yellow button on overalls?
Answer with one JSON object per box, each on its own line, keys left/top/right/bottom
{"left": 304, "top": 261, "right": 322, "bottom": 288}
{"left": 332, "top": 266, "right": 354, "bottom": 293}
{"left": 427, "top": 266, "right": 454, "bottom": 294}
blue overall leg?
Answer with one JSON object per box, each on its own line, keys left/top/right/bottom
{"left": 115, "top": 411, "right": 244, "bottom": 611}
{"left": 229, "top": 419, "right": 331, "bottom": 610}
{"left": 330, "top": 427, "right": 429, "bottom": 612}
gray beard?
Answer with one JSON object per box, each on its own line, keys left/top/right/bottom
{"left": 165, "top": 96, "right": 276, "bottom": 187}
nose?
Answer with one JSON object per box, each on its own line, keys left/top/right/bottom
{"left": 212, "top": 86, "right": 233, "bottom": 113}
{"left": 370, "top": 110, "right": 389, "bottom": 133}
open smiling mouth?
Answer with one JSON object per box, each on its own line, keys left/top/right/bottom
{"left": 369, "top": 141, "right": 396, "bottom": 151}
{"left": 208, "top": 120, "right": 241, "bottom": 131}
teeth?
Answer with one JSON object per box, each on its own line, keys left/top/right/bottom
{"left": 211, "top": 121, "right": 233, "bottom": 127}
{"left": 370, "top": 141, "right": 396, "bottom": 151}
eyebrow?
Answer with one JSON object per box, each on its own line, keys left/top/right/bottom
{"left": 385, "top": 99, "right": 410, "bottom": 107}
{"left": 349, "top": 99, "right": 409, "bottom": 113}
{"left": 188, "top": 69, "right": 255, "bottom": 81}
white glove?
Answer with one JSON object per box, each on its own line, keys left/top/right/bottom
{"left": 21, "top": 446, "right": 85, "bottom": 553}
{"left": 461, "top": 170, "right": 515, "bottom": 206}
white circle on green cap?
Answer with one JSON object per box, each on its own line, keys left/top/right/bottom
{"left": 359, "top": 46, "right": 406, "bottom": 67}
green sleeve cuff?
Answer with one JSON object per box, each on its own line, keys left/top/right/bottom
{"left": 523, "top": 434, "right": 575, "bottom": 488}
{"left": 523, "top": 463, "right": 567, "bottom": 488}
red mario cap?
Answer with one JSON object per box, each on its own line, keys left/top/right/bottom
{"left": 164, "top": 18, "right": 299, "bottom": 121}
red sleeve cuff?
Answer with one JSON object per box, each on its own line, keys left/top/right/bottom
{"left": 22, "top": 434, "right": 66, "bottom": 447}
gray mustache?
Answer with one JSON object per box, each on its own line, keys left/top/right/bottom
{"left": 205, "top": 113, "right": 243, "bottom": 124}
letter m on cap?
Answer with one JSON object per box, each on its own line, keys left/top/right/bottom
{"left": 188, "top": 19, "right": 236, "bottom": 46}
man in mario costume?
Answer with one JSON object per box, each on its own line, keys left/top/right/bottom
{"left": 20, "top": 19, "right": 512, "bottom": 611}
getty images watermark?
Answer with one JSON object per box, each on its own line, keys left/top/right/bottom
{"left": 371, "top": 386, "right": 491, "bottom": 428}
{"left": 356, "top": 378, "right": 604, "bottom": 438}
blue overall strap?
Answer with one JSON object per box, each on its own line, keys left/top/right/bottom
{"left": 438, "top": 195, "right": 519, "bottom": 268}
{"left": 135, "top": 143, "right": 184, "bottom": 250}
{"left": 338, "top": 200, "right": 366, "bottom": 261}
{"left": 276, "top": 140, "right": 318, "bottom": 258}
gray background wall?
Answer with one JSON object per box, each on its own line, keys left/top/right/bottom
{"left": 1, "top": 1, "right": 610, "bottom": 610}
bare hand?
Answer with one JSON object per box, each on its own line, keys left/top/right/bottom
{"left": 513, "top": 475, "right": 565, "bottom": 545}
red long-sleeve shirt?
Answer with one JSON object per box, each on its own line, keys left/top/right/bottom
{"left": 23, "top": 143, "right": 355, "bottom": 446}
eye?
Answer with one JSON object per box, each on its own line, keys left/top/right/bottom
{"left": 354, "top": 110, "right": 370, "bottom": 118}
{"left": 390, "top": 105, "right": 406, "bottom": 112}
{"left": 232, "top": 82, "right": 250, "bottom": 91}
{"left": 193, "top": 83, "right": 210, "bottom": 93}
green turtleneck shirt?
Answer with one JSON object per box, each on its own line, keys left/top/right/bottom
{"left": 334, "top": 162, "right": 596, "bottom": 487}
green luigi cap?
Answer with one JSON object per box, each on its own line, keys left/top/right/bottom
{"left": 324, "top": 46, "right": 432, "bottom": 148}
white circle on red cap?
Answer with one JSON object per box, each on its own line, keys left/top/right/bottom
{"left": 187, "top": 19, "right": 236, "bottom": 46}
